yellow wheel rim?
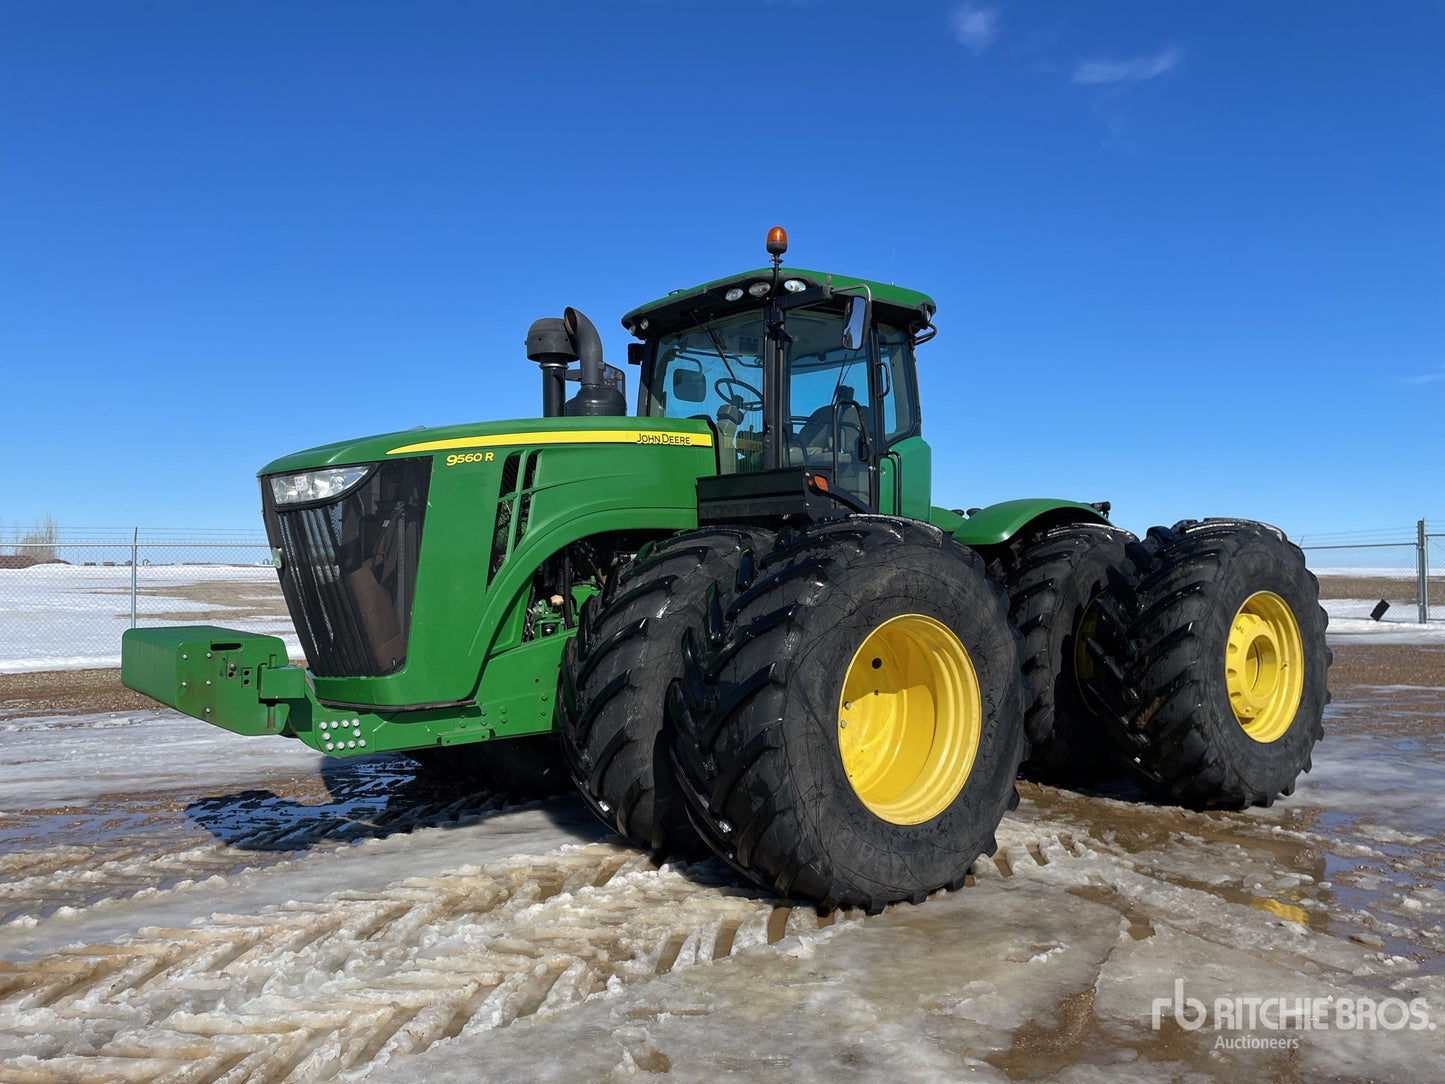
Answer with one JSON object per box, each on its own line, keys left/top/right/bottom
{"left": 1225, "top": 591, "right": 1304, "bottom": 743}
{"left": 1073, "top": 598, "right": 1103, "bottom": 710}
{"left": 836, "top": 614, "right": 981, "bottom": 825}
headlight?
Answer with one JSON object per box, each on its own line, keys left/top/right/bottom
{"left": 269, "top": 465, "right": 372, "bottom": 506}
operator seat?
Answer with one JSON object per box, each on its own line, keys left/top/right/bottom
{"left": 795, "top": 385, "right": 870, "bottom": 499}
{"left": 797, "top": 385, "right": 869, "bottom": 458}
{"left": 715, "top": 396, "right": 745, "bottom": 474}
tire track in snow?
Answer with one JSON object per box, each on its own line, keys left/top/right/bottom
{"left": 0, "top": 753, "right": 1119, "bottom": 1084}
{"left": 0, "top": 842, "right": 875, "bottom": 1083}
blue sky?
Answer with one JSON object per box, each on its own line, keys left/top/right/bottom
{"left": 2, "top": 1, "right": 1441, "bottom": 539}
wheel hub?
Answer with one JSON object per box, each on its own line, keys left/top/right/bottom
{"left": 837, "top": 614, "right": 981, "bottom": 825}
{"left": 1225, "top": 591, "right": 1305, "bottom": 743}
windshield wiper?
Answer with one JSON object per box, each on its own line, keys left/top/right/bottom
{"left": 689, "top": 310, "right": 741, "bottom": 383}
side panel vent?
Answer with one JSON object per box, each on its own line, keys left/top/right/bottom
{"left": 489, "top": 497, "right": 513, "bottom": 585}
{"left": 515, "top": 493, "right": 534, "bottom": 546}
{"left": 487, "top": 451, "right": 542, "bottom": 586}
{"left": 499, "top": 452, "right": 522, "bottom": 497}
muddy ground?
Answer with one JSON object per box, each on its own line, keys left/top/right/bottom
{"left": 94, "top": 578, "right": 292, "bottom": 626}
{"left": 0, "top": 644, "right": 1441, "bottom": 1082}
{"left": 1316, "top": 575, "right": 1445, "bottom": 607}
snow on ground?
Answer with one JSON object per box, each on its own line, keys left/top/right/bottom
{"left": 1320, "top": 599, "right": 1445, "bottom": 645}
{"left": 0, "top": 690, "right": 1442, "bottom": 1081}
{"left": 0, "top": 564, "right": 300, "bottom": 672}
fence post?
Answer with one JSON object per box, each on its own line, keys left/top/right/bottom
{"left": 1419, "top": 519, "right": 1429, "bottom": 625}
{"left": 131, "top": 528, "right": 139, "bottom": 629}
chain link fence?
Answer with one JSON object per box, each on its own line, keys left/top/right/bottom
{"left": 0, "top": 530, "right": 291, "bottom": 672}
{"left": 3, "top": 521, "right": 1441, "bottom": 673}
{"left": 1300, "top": 520, "right": 1441, "bottom": 626}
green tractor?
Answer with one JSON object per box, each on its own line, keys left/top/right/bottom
{"left": 122, "top": 228, "right": 1329, "bottom": 911}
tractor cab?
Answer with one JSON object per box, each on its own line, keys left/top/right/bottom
{"left": 621, "top": 228, "right": 937, "bottom": 513}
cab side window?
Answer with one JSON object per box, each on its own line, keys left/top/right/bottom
{"left": 878, "top": 322, "right": 916, "bottom": 443}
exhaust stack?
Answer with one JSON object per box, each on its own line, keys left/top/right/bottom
{"left": 561, "top": 308, "right": 626, "bottom": 417}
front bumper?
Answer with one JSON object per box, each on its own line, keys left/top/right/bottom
{"left": 120, "top": 624, "right": 564, "bottom": 757}
{"left": 121, "top": 625, "right": 308, "bottom": 737}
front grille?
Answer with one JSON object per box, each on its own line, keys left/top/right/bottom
{"left": 262, "top": 458, "right": 431, "bottom": 677}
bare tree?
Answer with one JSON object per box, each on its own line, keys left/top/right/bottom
{"left": 17, "top": 516, "right": 59, "bottom": 563}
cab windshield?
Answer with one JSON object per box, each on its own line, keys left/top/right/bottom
{"left": 645, "top": 310, "right": 767, "bottom": 433}
{"left": 644, "top": 307, "right": 879, "bottom": 502}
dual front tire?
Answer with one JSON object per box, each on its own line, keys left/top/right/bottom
{"left": 669, "top": 518, "right": 1029, "bottom": 910}
{"left": 559, "top": 527, "right": 774, "bottom": 855}
{"left": 563, "top": 517, "right": 1030, "bottom": 910}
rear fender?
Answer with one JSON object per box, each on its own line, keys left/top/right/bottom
{"left": 947, "top": 498, "right": 1111, "bottom": 549}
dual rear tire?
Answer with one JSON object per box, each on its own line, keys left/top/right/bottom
{"left": 1082, "top": 519, "right": 1330, "bottom": 807}
{"left": 996, "top": 522, "right": 1136, "bottom": 782}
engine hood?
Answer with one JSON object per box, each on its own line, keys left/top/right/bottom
{"left": 258, "top": 415, "right": 715, "bottom": 476}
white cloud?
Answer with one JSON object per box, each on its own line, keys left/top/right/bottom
{"left": 1400, "top": 369, "right": 1445, "bottom": 385}
{"left": 952, "top": 3, "right": 998, "bottom": 55}
{"left": 1073, "top": 46, "right": 1182, "bottom": 86}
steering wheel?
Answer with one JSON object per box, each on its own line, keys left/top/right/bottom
{"left": 714, "top": 377, "right": 763, "bottom": 412}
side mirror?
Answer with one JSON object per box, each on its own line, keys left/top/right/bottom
{"left": 672, "top": 368, "right": 707, "bottom": 403}
{"left": 627, "top": 342, "right": 645, "bottom": 366}
{"left": 843, "top": 295, "right": 871, "bottom": 351}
